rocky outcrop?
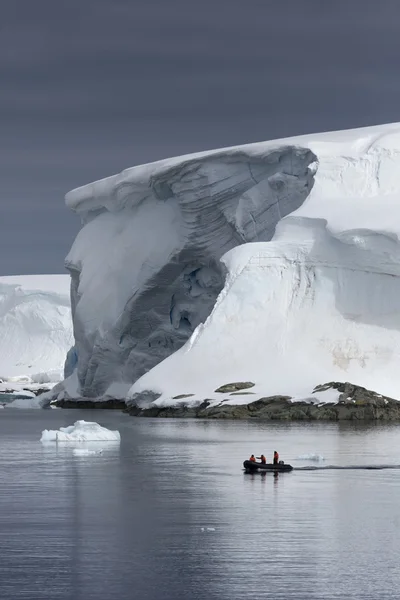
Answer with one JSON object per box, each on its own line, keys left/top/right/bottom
{"left": 126, "top": 382, "right": 400, "bottom": 421}
{"left": 51, "top": 398, "right": 126, "bottom": 410}
{"left": 215, "top": 381, "right": 255, "bottom": 393}
{"left": 49, "top": 381, "right": 400, "bottom": 421}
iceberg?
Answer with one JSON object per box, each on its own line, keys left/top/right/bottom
{"left": 56, "top": 122, "right": 400, "bottom": 405}
{"left": 3, "top": 396, "right": 43, "bottom": 409}
{"left": 59, "top": 140, "right": 314, "bottom": 400}
{"left": 40, "top": 420, "right": 121, "bottom": 443}
{"left": 0, "top": 275, "right": 73, "bottom": 397}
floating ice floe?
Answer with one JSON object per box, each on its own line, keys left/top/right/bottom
{"left": 40, "top": 420, "right": 121, "bottom": 443}
{"left": 3, "top": 397, "right": 43, "bottom": 409}
{"left": 72, "top": 448, "right": 103, "bottom": 456}
{"left": 296, "top": 453, "right": 325, "bottom": 461}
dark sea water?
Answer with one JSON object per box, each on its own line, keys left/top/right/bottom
{"left": 1, "top": 410, "right": 400, "bottom": 600}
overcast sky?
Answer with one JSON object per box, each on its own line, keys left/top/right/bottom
{"left": 2, "top": 0, "right": 400, "bottom": 274}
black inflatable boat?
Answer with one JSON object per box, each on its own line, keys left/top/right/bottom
{"left": 243, "top": 460, "right": 293, "bottom": 472}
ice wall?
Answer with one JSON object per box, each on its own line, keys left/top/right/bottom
{"left": 64, "top": 145, "right": 316, "bottom": 398}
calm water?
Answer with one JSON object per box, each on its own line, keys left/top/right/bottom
{"left": 1, "top": 410, "right": 400, "bottom": 600}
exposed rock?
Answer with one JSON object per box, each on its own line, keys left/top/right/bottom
{"left": 126, "top": 390, "right": 161, "bottom": 408}
{"left": 229, "top": 391, "right": 256, "bottom": 396}
{"left": 172, "top": 394, "right": 195, "bottom": 400}
{"left": 51, "top": 398, "right": 126, "bottom": 410}
{"left": 128, "top": 402, "right": 199, "bottom": 418}
{"left": 50, "top": 381, "right": 400, "bottom": 421}
{"left": 127, "top": 383, "right": 400, "bottom": 421}
{"left": 215, "top": 381, "right": 255, "bottom": 393}
{"left": 25, "top": 387, "right": 51, "bottom": 397}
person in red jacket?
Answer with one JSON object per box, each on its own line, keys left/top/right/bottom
{"left": 249, "top": 454, "right": 256, "bottom": 462}
{"left": 259, "top": 454, "right": 266, "bottom": 464}
{"left": 273, "top": 450, "right": 279, "bottom": 464}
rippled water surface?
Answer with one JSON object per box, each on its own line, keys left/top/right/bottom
{"left": 1, "top": 410, "right": 400, "bottom": 600}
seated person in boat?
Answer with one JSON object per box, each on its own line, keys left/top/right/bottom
{"left": 249, "top": 454, "right": 256, "bottom": 462}
{"left": 273, "top": 451, "right": 279, "bottom": 464}
{"left": 257, "top": 454, "right": 266, "bottom": 464}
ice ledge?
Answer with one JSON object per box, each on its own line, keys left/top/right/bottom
{"left": 65, "top": 121, "right": 400, "bottom": 217}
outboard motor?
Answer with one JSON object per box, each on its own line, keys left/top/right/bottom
{"left": 279, "top": 460, "right": 284, "bottom": 465}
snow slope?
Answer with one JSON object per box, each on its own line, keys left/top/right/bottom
{"left": 127, "top": 123, "right": 400, "bottom": 405}
{"left": 0, "top": 275, "right": 73, "bottom": 387}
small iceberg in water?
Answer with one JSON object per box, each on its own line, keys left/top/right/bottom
{"left": 40, "top": 420, "right": 121, "bottom": 443}
{"left": 296, "top": 453, "right": 325, "bottom": 461}
{"left": 72, "top": 448, "right": 103, "bottom": 456}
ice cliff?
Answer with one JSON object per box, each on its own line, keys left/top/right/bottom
{"left": 61, "top": 143, "right": 316, "bottom": 399}
{"left": 56, "top": 122, "right": 400, "bottom": 404}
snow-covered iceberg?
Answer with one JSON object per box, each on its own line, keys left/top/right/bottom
{"left": 57, "top": 122, "right": 400, "bottom": 405}
{"left": 40, "top": 420, "right": 121, "bottom": 443}
{"left": 0, "top": 275, "right": 73, "bottom": 397}
{"left": 59, "top": 142, "right": 315, "bottom": 400}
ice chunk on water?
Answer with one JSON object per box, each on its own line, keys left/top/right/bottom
{"left": 72, "top": 448, "right": 103, "bottom": 456}
{"left": 297, "top": 454, "right": 325, "bottom": 461}
{"left": 40, "top": 420, "right": 120, "bottom": 443}
{"left": 5, "top": 397, "right": 42, "bottom": 409}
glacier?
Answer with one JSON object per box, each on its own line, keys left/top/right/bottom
{"left": 55, "top": 122, "right": 400, "bottom": 405}
{"left": 0, "top": 275, "right": 73, "bottom": 402}
{"left": 60, "top": 141, "right": 315, "bottom": 399}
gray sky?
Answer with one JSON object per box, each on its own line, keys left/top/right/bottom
{"left": 2, "top": 0, "right": 400, "bottom": 274}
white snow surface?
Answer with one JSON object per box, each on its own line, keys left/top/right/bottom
{"left": 0, "top": 275, "right": 73, "bottom": 389}
{"left": 126, "top": 123, "right": 400, "bottom": 405}
{"left": 40, "top": 420, "right": 121, "bottom": 443}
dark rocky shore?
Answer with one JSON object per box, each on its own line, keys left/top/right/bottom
{"left": 52, "top": 398, "right": 126, "bottom": 410}
{"left": 51, "top": 381, "right": 400, "bottom": 422}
